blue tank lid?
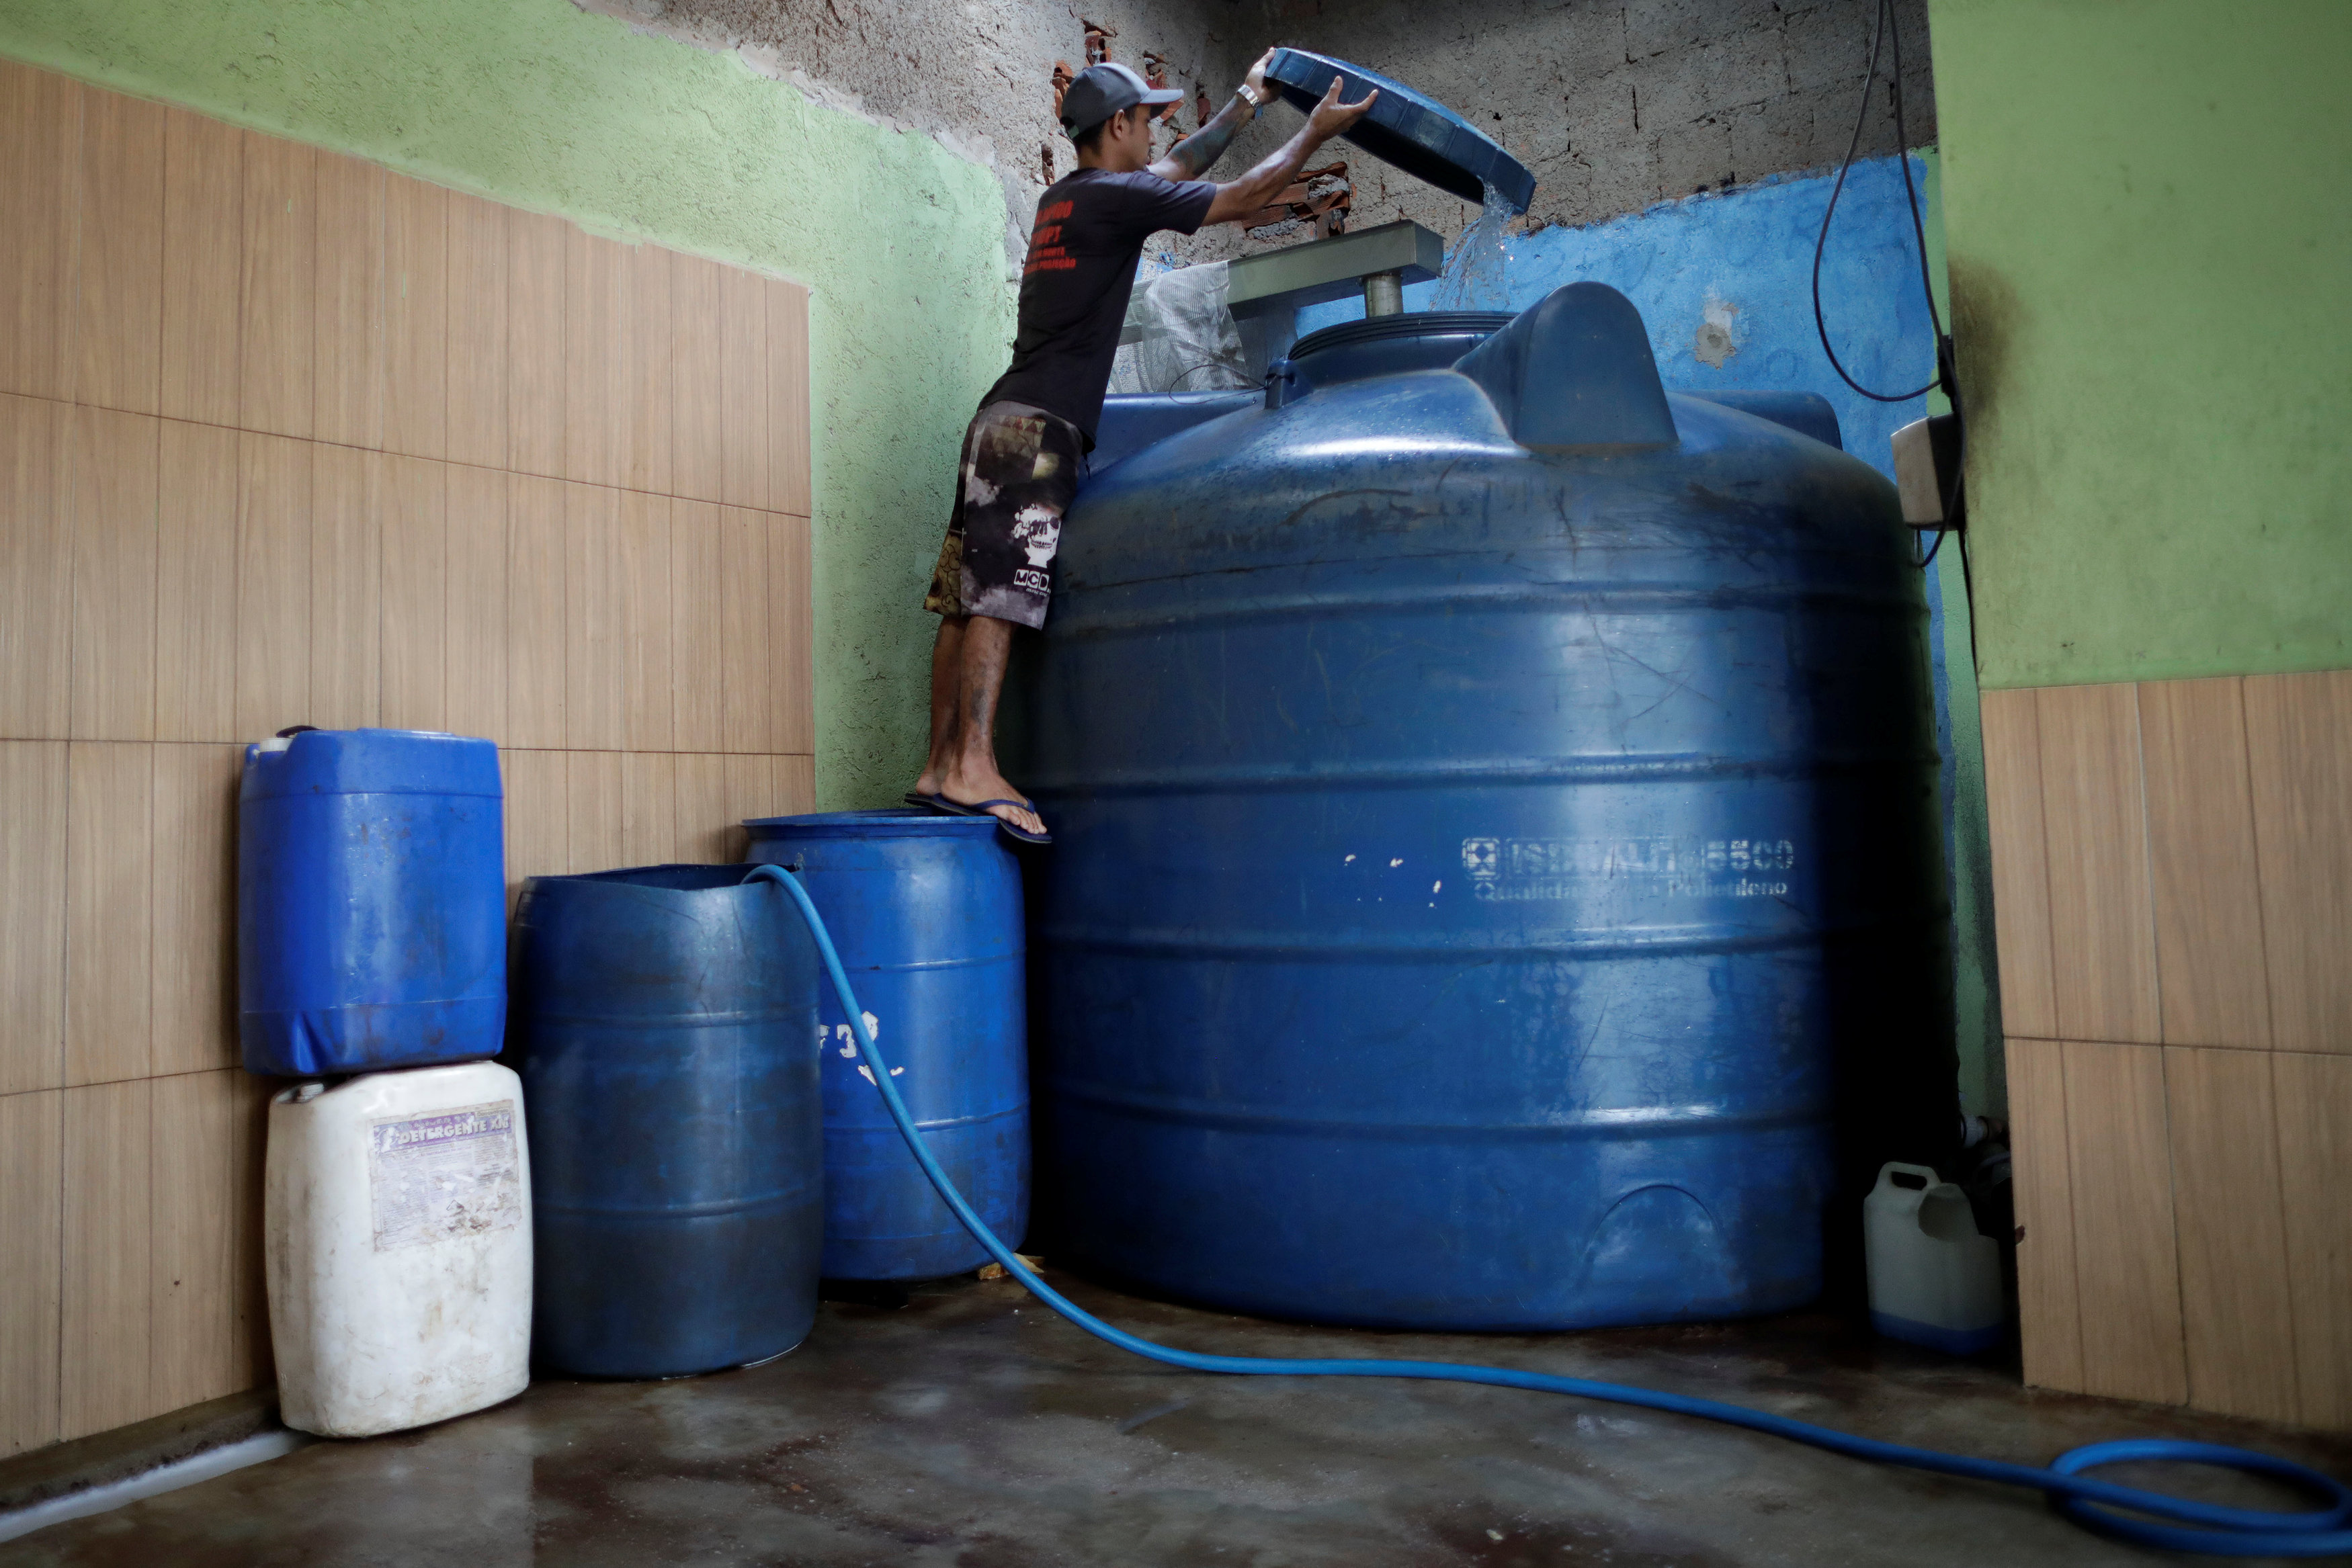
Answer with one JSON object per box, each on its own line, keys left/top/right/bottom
{"left": 240, "top": 728, "right": 501, "bottom": 801}
{"left": 1265, "top": 48, "right": 1536, "bottom": 213}
{"left": 745, "top": 808, "right": 998, "bottom": 840}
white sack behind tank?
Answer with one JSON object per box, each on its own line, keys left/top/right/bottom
{"left": 1109, "top": 261, "right": 1251, "bottom": 394}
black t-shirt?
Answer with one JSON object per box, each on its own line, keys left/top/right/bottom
{"left": 982, "top": 167, "right": 1218, "bottom": 443}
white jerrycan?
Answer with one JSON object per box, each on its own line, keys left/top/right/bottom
{"left": 1863, "top": 1161, "right": 2003, "bottom": 1355}
{"left": 265, "top": 1061, "right": 533, "bottom": 1437}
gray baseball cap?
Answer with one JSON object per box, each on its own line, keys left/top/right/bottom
{"left": 1060, "top": 61, "right": 1183, "bottom": 138}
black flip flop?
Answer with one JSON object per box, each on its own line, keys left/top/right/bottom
{"left": 902, "top": 791, "right": 934, "bottom": 808}
{"left": 925, "top": 795, "right": 1051, "bottom": 846}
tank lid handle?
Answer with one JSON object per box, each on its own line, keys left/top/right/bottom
{"left": 1455, "top": 283, "right": 1677, "bottom": 453}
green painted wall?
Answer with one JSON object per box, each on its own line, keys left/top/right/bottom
{"left": 1928, "top": 0, "right": 2352, "bottom": 689}
{"left": 0, "top": 0, "right": 1014, "bottom": 806}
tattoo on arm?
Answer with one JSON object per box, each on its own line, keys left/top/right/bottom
{"left": 1153, "top": 93, "right": 1251, "bottom": 181}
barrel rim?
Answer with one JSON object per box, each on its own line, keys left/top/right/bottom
{"left": 1289, "top": 310, "right": 1516, "bottom": 363}
{"left": 746, "top": 808, "right": 999, "bottom": 840}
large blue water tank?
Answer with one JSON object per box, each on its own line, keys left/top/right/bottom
{"left": 238, "top": 728, "right": 505, "bottom": 1077}
{"left": 744, "top": 812, "right": 1030, "bottom": 1281}
{"left": 1028, "top": 287, "right": 1957, "bottom": 1331}
{"left": 511, "top": 865, "right": 824, "bottom": 1377}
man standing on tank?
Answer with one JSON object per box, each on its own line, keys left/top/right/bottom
{"left": 912, "top": 53, "right": 1376, "bottom": 843}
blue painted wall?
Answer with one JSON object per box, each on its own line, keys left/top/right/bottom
{"left": 1298, "top": 156, "right": 2004, "bottom": 1119}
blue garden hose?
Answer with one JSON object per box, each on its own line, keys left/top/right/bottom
{"left": 745, "top": 863, "right": 2352, "bottom": 1557}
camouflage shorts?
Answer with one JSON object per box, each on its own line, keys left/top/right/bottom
{"left": 923, "top": 400, "right": 1085, "bottom": 631}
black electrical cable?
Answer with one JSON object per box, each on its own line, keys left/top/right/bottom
{"left": 1812, "top": 0, "right": 1967, "bottom": 572}
{"left": 1812, "top": 0, "right": 1941, "bottom": 400}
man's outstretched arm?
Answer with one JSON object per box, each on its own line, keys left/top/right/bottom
{"left": 1149, "top": 49, "right": 1276, "bottom": 181}
{"left": 1198, "top": 75, "right": 1378, "bottom": 227}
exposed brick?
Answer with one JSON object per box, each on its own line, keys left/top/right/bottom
{"left": 1624, "top": 0, "right": 1787, "bottom": 59}
{"left": 1726, "top": 90, "right": 1818, "bottom": 179}
{"left": 1652, "top": 116, "right": 1738, "bottom": 197}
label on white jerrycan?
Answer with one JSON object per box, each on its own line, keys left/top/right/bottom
{"left": 265, "top": 1062, "right": 533, "bottom": 1438}
{"left": 1863, "top": 1161, "right": 2003, "bottom": 1355}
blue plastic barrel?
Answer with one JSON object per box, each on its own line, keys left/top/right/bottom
{"left": 743, "top": 811, "right": 1030, "bottom": 1281}
{"left": 511, "top": 865, "right": 824, "bottom": 1378}
{"left": 1027, "top": 287, "right": 1958, "bottom": 1331}
{"left": 238, "top": 728, "right": 506, "bottom": 1077}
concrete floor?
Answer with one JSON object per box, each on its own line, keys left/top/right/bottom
{"left": 5, "top": 1266, "right": 2345, "bottom": 1567}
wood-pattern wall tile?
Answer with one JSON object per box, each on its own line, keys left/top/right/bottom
{"left": 501, "top": 748, "right": 569, "bottom": 912}
{"left": 719, "top": 506, "right": 773, "bottom": 753}
{"left": 777, "top": 753, "right": 816, "bottom": 816}
{"left": 505, "top": 209, "right": 566, "bottom": 480}
{"left": 233, "top": 433, "right": 312, "bottom": 739}
{"left": 724, "top": 753, "right": 786, "bottom": 834}
{"left": 151, "top": 744, "right": 241, "bottom": 1077}
{"left": 2273, "top": 1051, "right": 2352, "bottom": 1428}
{"left": 69, "top": 407, "right": 160, "bottom": 742}
{"left": 383, "top": 173, "right": 448, "bottom": 461}
{"left": 2164, "top": 1045, "right": 2297, "bottom": 1422}
{"left": 504, "top": 475, "right": 567, "bottom": 749}
{"left": 669, "top": 499, "right": 724, "bottom": 752}
{"left": 620, "top": 243, "right": 671, "bottom": 496}
{"left": 564, "top": 482, "right": 624, "bottom": 751}
{"left": 0, "top": 60, "right": 80, "bottom": 403}
{"left": 2140, "top": 680, "right": 2271, "bottom": 1049}
{"left": 2244, "top": 670, "right": 2352, "bottom": 1055}
{"left": 566, "top": 750, "right": 623, "bottom": 875}
{"left": 74, "top": 87, "right": 165, "bottom": 416}
{"left": 312, "top": 152, "right": 386, "bottom": 451}
{"left": 154, "top": 420, "right": 239, "bottom": 743}
{"left": 765, "top": 278, "right": 812, "bottom": 517}
{"left": 444, "top": 464, "right": 509, "bottom": 742}
{"left": 149, "top": 1068, "right": 247, "bottom": 1412}
{"left": 2061, "top": 1039, "right": 2187, "bottom": 1405}
{"left": 674, "top": 752, "right": 742, "bottom": 865}
{"left": 444, "top": 191, "right": 507, "bottom": 471}
{"left": 309, "top": 445, "right": 383, "bottom": 732}
{"left": 2038, "top": 685, "right": 2161, "bottom": 1045}
{"left": 670, "top": 253, "right": 723, "bottom": 504}
{"left": 718, "top": 267, "right": 770, "bottom": 509}
{"left": 620, "top": 492, "right": 673, "bottom": 752}
{"left": 0, "top": 742, "right": 70, "bottom": 1096}
{"left": 2005, "top": 1036, "right": 2082, "bottom": 1392}
{"left": 60, "top": 1078, "right": 154, "bottom": 1440}
{"left": 1, "top": 394, "right": 72, "bottom": 739}
{"left": 0, "top": 1088, "right": 62, "bottom": 1454}
{"left": 620, "top": 751, "right": 679, "bottom": 867}
{"left": 1980, "top": 691, "right": 2058, "bottom": 1041}
{"left": 159, "top": 107, "right": 242, "bottom": 428}
{"left": 771, "top": 511, "right": 814, "bottom": 754}
{"left": 563, "top": 230, "right": 622, "bottom": 488}
{"left": 381, "top": 454, "right": 448, "bottom": 732}
{"left": 237, "top": 133, "right": 314, "bottom": 439}
{"left": 65, "top": 742, "right": 155, "bottom": 1087}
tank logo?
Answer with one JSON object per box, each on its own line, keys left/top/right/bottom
{"left": 1462, "top": 836, "right": 1795, "bottom": 900}
{"left": 368, "top": 1099, "right": 523, "bottom": 1252}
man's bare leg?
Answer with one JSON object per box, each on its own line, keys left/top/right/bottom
{"left": 913, "top": 615, "right": 964, "bottom": 799}
{"left": 936, "top": 614, "right": 1045, "bottom": 837}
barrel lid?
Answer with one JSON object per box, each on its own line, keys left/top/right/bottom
{"left": 745, "top": 808, "right": 997, "bottom": 840}
{"left": 240, "top": 728, "right": 501, "bottom": 801}
{"left": 1265, "top": 48, "right": 1535, "bottom": 213}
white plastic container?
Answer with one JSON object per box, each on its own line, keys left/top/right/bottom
{"left": 1863, "top": 1160, "right": 2003, "bottom": 1355}
{"left": 265, "top": 1062, "right": 533, "bottom": 1437}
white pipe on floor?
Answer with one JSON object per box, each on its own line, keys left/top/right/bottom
{"left": 0, "top": 1429, "right": 312, "bottom": 1544}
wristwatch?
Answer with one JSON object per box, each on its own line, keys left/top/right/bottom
{"left": 1238, "top": 83, "right": 1271, "bottom": 111}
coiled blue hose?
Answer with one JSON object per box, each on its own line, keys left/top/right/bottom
{"left": 745, "top": 863, "right": 2352, "bottom": 1557}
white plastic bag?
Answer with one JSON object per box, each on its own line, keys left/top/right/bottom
{"left": 1108, "top": 262, "right": 1251, "bottom": 394}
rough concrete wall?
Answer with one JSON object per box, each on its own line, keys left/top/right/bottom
{"left": 579, "top": 0, "right": 1258, "bottom": 269}
{"left": 1226, "top": 0, "right": 1937, "bottom": 243}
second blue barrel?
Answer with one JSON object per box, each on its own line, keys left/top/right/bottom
{"left": 744, "top": 812, "right": 1030, "bottom": 1280}
{"left": 511, "top": 865, "right": 823, "bottom": 1377}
